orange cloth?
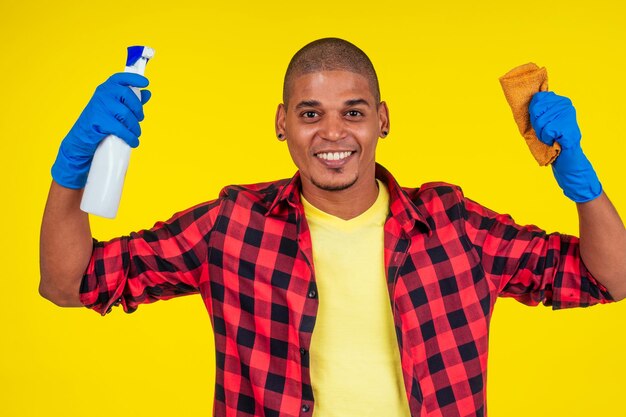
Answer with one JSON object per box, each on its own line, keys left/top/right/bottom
{"left": 499, "top": 63, "right": 561, "bottom": 166}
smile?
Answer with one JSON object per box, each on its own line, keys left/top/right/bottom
{"left": 315, "top": 151, "right": 353, "bottom": 161}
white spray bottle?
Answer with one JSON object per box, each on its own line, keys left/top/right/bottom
{"left": 80, "top": 46, "right": 155, "bottom": 218}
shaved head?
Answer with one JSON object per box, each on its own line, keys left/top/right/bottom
{"left": 283, "top": 38, "right": 381, "bottom": 106}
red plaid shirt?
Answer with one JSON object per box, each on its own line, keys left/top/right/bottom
{"left": 80, "top": 164, "right": 613, "bottom": 417}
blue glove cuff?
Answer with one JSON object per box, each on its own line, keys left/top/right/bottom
{"left": 51, "top": 146, "right": 92, "bottom": 189}
{"left": 552, "top": 148, "right": 602, "bottom": 203}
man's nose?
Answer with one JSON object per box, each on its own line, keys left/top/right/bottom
{"left": 320, "top": 114, "right": 347, "bottom": 141}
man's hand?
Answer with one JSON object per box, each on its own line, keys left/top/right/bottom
{"left": 51, "top": 73, "right": 151, "bottom": 189}
{"left": 529, "top": 91, "right": 602, "bottom": 202}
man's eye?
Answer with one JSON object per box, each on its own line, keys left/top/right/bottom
{"left": 303, "top": 111, "right": 318, "bottom": 118}
{"left": 346, "top": 110, "right": 362, "bottom": 117}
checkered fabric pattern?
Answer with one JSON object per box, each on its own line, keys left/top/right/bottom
{"left": 80, "top": 164, "right": 613, "bottom": 417}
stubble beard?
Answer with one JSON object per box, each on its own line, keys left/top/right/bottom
{"left": 310, "top": 169, "right": 359, "bottom": 192}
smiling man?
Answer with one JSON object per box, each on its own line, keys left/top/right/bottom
{"left": 277, "top": 66, "right": 388, "bottom": 218}
{"left": 40, "top": 38, "right": 626, "bottom": 417}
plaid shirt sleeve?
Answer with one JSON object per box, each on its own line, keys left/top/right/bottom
{"left": 79, "top": 200, "right": 220, "bottom": 315}
{"left": 462, "top": 197, "right": 614, "bottom": 309}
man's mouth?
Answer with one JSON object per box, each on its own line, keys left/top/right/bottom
{"left": 315, "top": 151, "right": 354, "bottom": 161}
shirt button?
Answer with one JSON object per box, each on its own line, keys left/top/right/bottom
{"left": 301, "top": 404, "right": 310, "bottom": 412}
{"left": 307, "top": 289, "right": 317, "bottom": 298}
{"left": 300, "top": 348, "right": 307, "bottom": 355}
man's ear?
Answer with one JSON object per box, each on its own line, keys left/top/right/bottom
{"left": 378, "top": 101, "right": 390, "bottom": 138}
{"left": 275, "top": 103, "right": 286, "bottom": 141}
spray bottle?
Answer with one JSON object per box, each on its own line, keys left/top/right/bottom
{"left": 80, "top": 46, "right": 154, "bottom": 218}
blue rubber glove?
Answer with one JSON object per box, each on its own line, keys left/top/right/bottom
{"left": 529, "top": 91, "right": 602, "bottom": 202}
{"left": 51, "top": 73, "right": 151, "bottom": 189}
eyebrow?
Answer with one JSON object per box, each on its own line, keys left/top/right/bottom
{"left": 294, "top": 98, "right": 371, "bottom": 109}
{"left": 345, "top": 98, "right": 370, "bottom": 107}
{"left": 295, "top": 100, "right": 321, "bottom": 109}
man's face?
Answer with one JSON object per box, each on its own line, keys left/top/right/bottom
{"left": 276, "top": 70, "right": 389, "bottom": 196}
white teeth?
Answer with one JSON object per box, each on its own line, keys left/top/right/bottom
{"left": 316, "top": 151, "right": 353, "bottom": 161}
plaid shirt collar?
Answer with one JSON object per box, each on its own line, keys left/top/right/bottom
{"left": 266, "top": 163, "right": 433, "bottom": 236}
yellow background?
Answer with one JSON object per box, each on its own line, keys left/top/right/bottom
{"left": 1, "top": 1, "right": 624, "bottom": 416}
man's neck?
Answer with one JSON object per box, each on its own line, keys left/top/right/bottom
{"left": 300, "top": 177, "right": 380, "bottom": 221}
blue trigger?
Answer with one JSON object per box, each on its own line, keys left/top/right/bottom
{"left": 126, "top": 46, "right": 145, "bottom": 66}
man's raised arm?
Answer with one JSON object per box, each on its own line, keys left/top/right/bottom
{"left": 577, "top": 193, "right": 626, "bottom": 301}
{"left": 39, "top": 73, "right": 151, "bottom": 306}
{"left": 529, "top": 92, "right": 626, "bottom": 300}
{"left": 40, "top": 183, "right": 92, "bottom": 306}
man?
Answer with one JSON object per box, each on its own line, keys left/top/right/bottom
{"left": 40, "top": 38, "right": 626, "bottom": 417}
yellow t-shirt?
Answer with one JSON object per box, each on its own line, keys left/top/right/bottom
{"left": 301, "top": 181, "right": 411, "bottom": 417}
